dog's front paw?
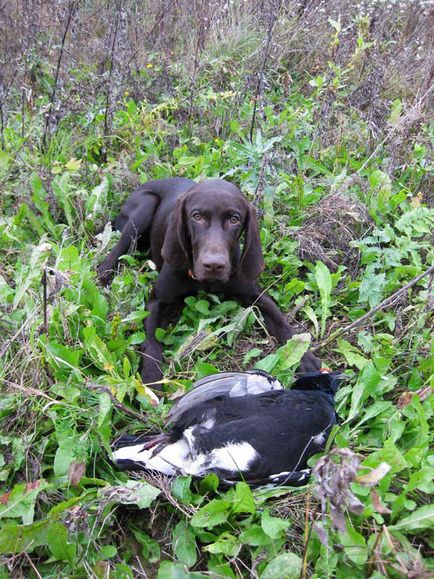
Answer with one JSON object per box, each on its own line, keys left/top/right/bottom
{"left": 138, "top": 344, "right": 164, "bottom": 389}
{"left": 298, "top": 350, "right": 322, "bottom": 373}
{"left": 98, "top": 261, "right": 115, "bottom": 287}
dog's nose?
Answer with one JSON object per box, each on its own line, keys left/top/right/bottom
{"left": 202, "top": 258, "right": 226, "bottom": 273}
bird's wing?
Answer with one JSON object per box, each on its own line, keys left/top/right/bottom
{"left": 166, "top": 373, "right": 250, "bottom": 426}
{"left": 166, "top": 371, "right": 282, "bottom": 426}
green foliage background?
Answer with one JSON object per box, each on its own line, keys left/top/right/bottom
{"left": 0, "top": 1, "right": 433, "bottom": 576}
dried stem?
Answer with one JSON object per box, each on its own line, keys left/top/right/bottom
{"left": 314, "top": 263, "right": 434, "bottom": 351}
{"left": 41, "top": 0, "right": 77, "bottom": 151}
{"left": 249, "top": 0, "right": 282, "bottom": 142}
{"left": 102, "top": 1, "right": 121, "bottom": 162}
{"left": 87, "top": 382, "right": 149, "bottom": 424}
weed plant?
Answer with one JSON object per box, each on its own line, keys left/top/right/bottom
{"left": 0, "top": 1, "right": 433, "bottom": 577}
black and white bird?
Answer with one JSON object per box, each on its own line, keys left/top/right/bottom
{"left": 112, "top": 369, "right": 341, "bottom": 486}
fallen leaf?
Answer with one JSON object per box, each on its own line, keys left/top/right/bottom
{"left": 371, "top": 489, "right": 391, "bottom": 515}
{"left": 68, "top": 461, "right": 86, "bottom": 486}
{"left": 397, "top": 386, "right": 432, "bottom": 409}
{"left": 356, "top": 462, "right": 391, "bottom": 486}
{"left": 0, "top": 481, "right": 42, "bottom": 505}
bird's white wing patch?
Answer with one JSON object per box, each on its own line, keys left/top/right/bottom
{"left": 185, "top": 441, "right": 258, "bottom": 476}
{"left": 211, "top": 442, "right": 258, "bottom": 472}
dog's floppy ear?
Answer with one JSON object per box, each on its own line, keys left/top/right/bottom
{"left": 161, "top": 195, "right": 190, "bottom": 270}
{"left": 239, "top": 204, "right": 264, "bottom": 280}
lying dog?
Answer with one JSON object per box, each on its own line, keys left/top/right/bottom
{"left": 98, "top": 178, "right": 321, "bottom": 385}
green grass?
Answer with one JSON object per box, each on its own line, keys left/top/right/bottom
{"left": 0, "top": 73, "right": 433, "bottom": 578}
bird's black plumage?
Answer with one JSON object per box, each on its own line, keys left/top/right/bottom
{"left": 112, "top": 370, "right": 341, "bottom": 486}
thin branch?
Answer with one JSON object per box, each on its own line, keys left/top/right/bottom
{"left": 249, "top": 0, "right": 282, "bottom": 142}
{"left": 42, "top": 267, "right": 48, "bottom": 335}
{"left": 87, "top": 383, "right": 149, "bottom": 424}
{"left": 2, "top": 378, "right": 56, "bottom": 402}
{"left": 313, "top": 263, "right": 434, "bottom": 351}
{"left": 102, "top": 1, "right": 121, "bottom": 161}
{"left": 41, "top": 0, "right": 77, "bottom": 151}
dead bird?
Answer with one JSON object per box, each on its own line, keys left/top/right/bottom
{"left": 112, "top": 369, "right": 341, "bottom": 486}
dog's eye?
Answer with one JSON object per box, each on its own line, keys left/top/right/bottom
{"left": 191, "top": 211, "right": 203, "bottom": 221}
{"left": 230, "top": 214, "right": 240, "bottom": 224}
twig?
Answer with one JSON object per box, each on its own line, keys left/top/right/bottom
{"left": 300, "top": 493, "right": 316, "bottom": 579}
{"left": 102, "top": 1, "right": 121, "bottom": 162}
{"left": 0, "top": 97, "right": 4, "bottom": 150}
{"left": 42, "top": 267, "right": 48, "bottom": 334}
{"left": 249, "top": 0, "right": 282, "bottom": 142}
{"left": 2, "top": 378, "right": 56, "bottom": 402}
{"left": 313, "top": 263, "right": 434, "bottom": 351}
{"left": 87, "top": 382, "right": 149, "bottom": 424}
{"left": 41, "top": 0, "right": 77, "bottom": 151}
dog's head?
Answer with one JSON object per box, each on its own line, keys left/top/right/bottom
{"left": 161, "top": 180, "right": 264, "bottom": 283}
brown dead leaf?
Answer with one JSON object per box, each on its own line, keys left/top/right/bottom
{"left": 371, "top": 489, "right": 391, "bottom": 515}
{"left": 397, "top": 391, "right": 413, "bottom": 408}
{"left": 0, "top": 480, "right": 42, "bottom": 505}
{"left": 68, "top": 461, "right": 86, "bottom": 485}
{"left": 397, "top": 386, "right": 432, "bottom": 409}
{"left": 356, "top": 462, "right": 391, "bottom": 486}
{"left": 0, "top": 491, "right": 11, "bottom": 505}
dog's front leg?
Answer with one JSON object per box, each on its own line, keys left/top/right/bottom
{"left": 240, "top": 287, "right": 322, "bottom": 373}
{"left": 138, "top": 293, "right": 177, "bottom": 389}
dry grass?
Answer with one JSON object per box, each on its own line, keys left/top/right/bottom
{"left": 295, "top": 190, "right": 372, "bottom": 274}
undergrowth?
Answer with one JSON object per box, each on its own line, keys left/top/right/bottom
{"left": 0, "top": 3, "right": 433, "bottom": 577}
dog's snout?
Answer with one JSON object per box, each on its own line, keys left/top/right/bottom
{"left": 202, "top": 256, "right": 227, "bottom": 273}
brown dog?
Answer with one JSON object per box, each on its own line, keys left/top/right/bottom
{"left": 98, "top": 178, "right": 321, "bottom": 385}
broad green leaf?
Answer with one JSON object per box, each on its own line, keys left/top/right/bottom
{"left": 358, "top": 264, "right": 386, "bottom": 308}
{"left": 47, "top": 523, "right": 76, "bottom": 563}
{"left": 239, "top": 525, "right": 271, "bottom": 546}
{"left": 337, "top": 339, "right": 369, "bottom": 370}
{"left": 0, "top": 480, "right": 48, "bottom": 524}
{"left": 13, "top": 241, "right": 51, "bottom": 308}
{"left": 255, "top": 352, "right": 280, "bottom": 373}
{"left": 346, "top": 363, "right": 381, "bottom": 422}
{"left": 97, "top": 545, "right": 118, "bottom": 560}
{"left": 190, "top": 499, "right": 231, "bottom": 528}
{"left": 339, "top": 524, "right": 368, "bottom": 566}
{"left": 98, "top": 391, "right": 112, "bottom": 428}
{"left": 199, "top": 473, "right": 219, "bottom": 493}
{"left": 364, "top": 439, "right": 408, "bottom": 474}
{"left": 113, "top": 563, "right": 135, "bottom": 579}
{"left": 261, "top": 510, "right": 290, "bottom": 538}
{"left": 171, "top": 476, "right": 193, "bottom": 504}
{"left": 54, "top": 436, "right": 80, "bottom": 477}
{"left": 369, "top": 169, "right": 392, "bottom": 211}
{"left": 86, "top": 176, "right": 108, "bottom": 219}
{"left": 83, "top": 326, "right": 117, "bottom": 376}
{"left": 256, "top": 334, "right": 311, "bottom": 373}
{"left": 204, "top": 532, "right": 240, "bottom": 556}
{"left": 351, "top": 401, "right": 392, "bottom": 431}
{"left": 100, "top": 481, "right": 160, "bottom": 509}
{"left": 172, "top": 520, "right": 197, "bottom": 567}
{"left": 0, "top": 520, "right": 51, "bottom": 554}
{"left": 157, "top": 560, "right": 207, "bottom": 579}
{"left": 132, "top": 528, "right": 160, "bottom": 563}
{"left": 260, "top": 553, "right": 302, "bottom": 579}
{"left": 314, "top": 261, "right": 332, "bottom": 337}
{"left": 407, "top": 467, "right": 434, "bottom": 494}
{"left": 231, "top": 482, "right": 255, "bottom": 514}
{"left": 389, "top": 504, "right": 434, "bottom": 533}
